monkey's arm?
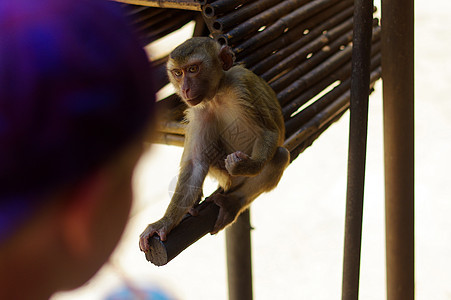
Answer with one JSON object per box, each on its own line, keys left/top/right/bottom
{"left": 163, "top": 158, "right": 208, "bottom": 223}
{"left": 139, "top": 156, "right": 209, "bottom": 251}
{"left": 225, "top": 129, "right": 280, "bottom": 177}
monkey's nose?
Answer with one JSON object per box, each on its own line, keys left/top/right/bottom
{"left": 182, "top": 88, "right": 190, "bottom": 99}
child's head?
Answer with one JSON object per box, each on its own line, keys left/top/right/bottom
{"left": 0, "top": 0, "right": 155, "bottom": 297}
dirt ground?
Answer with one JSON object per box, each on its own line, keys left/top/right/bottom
{"left": 53, "top": 1, "right": 451, "bottom": 299}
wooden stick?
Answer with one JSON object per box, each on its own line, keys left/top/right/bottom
{"left": 144, "top": 201, "right": 219, "bottom": 266}
{"left": 244, "top": 3, "right": 354, "bottom": 71}
{"left": 155, "top": 94, "right": 187, "bottom": 123}
{"left": 280, "top": 31, "right": 380, "bottom": 117}
{"left": 284, "top": 53, "right": 381, "bottom": 136}
{"left": 134, "top": 8, "right": 180, "bottom": 32}
{"left": 113, "top": 0, "right": 202, "bottom": 11}
{"left": 234, "top": 0, "right": 342, "bottom": 55}
{"left": 122, "top": 4, "right": 148, "bottom": 17}
{"left": 284, "top": 67, "right": 381, "bottom": 152}
{"left": 128, "top": 7, "right": 166, "bottom": 25}
{"left": 139, "top": 10, "right": 195, "bottom": 39}
{"left": 140, "top": 13, "right": 195, "bottom": 45}
{"left": 218, "top": 0, "right": 310, "bottom": 46}
{"left": 208, "top": 0, "right": 283, "bottom": 33}
{"left": 288, "top": 106, "right": 346, "bottom": 162}
{"left": 197, "top": 0, "right": 214, "bottom": 5}
{"left": 276, "top": 44, "right": 352, "bottom": 105}
{"left": 281, "top": 40, "right": 381, "bottom": 119}
{"left": 150, "top": 61, "right": 169, "bottom": 92}
{"left": 151, "top": 132, "right": 185, "bottom": 146}
{"left": 202, "top": 0, "right": 250, "bottom": 18}
{"left": 157, "top": 121, "right": 186, "bottom": 135}
{"left": 155, "top": 93, "right": 184, "bottom": 111}
{"left": 262, "top": 17, "right": 354, "bottom": 82}
{"left": 193, "top": 13, "right": 209, "bottom": 37}
{"left": 282, "top": 73, "right": 342, "bottom": 122}
{"left": 274, "top": 25, "right": 381, "bottom": 105}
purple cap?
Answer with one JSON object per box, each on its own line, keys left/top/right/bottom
{"left": 0, "top": 0, "right": 155, "bottom": 240}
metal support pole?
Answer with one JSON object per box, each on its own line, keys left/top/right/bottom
{"left": 342, "top": 0, "right": 373, "bottom": 299}
{"left": 225, "top": 209, "right": 253, "bottom": 300}
{"left": 381, "top": 0, "right": 415, "bottom": 298}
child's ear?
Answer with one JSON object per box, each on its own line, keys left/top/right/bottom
{"left": 59, "top": 169, "right": 107, "bottom": 258}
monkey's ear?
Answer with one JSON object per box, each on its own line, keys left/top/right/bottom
{"left": 219, "top": 45, "right": 234, "bottom": 71}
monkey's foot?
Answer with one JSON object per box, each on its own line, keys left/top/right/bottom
{"left": 139, "top": 219, "right": 173, "bottom": 252}
{"left": 207, "top": 193, "right": 242, "bottom": 234}
{"left": 188, "top": 207, "right": 199, "bottom": 216}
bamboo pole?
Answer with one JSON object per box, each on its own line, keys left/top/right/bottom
{"left": 285, "top": 77, "right": 352, "bottom": 137}
{"left": 234, "top": 0, "right": 342, "bottom": 55}
{"left": 151, "top": 132, "right": 185, "bottom": 146}
{"left": 140, "top": 12, "right": 196, "bottom": 44}
{"left": 218, "top": 0, "right": 310, "bottom": 46}
{"left": 150, "top": 62, "right": 169, "bottom": 92}
{"left": 122, "top": 4, "right": 147, "bottom": 16}
{"left": 288, "top": 102, "right": 347, "bottom": 162}
{"left": 276, "top": 44, "right": 352, "bottom": 105}
{"left": 282, "top": 73, "right": 343, "bottom": 120}
{"left": 144, "top": 200, "right": 219, "bottom": 266}
{"left": 262, "top": 17, "right": 354, "bottom": 83}
{"left": 284, "top": 67, "right": 381, "bottom": 152}
{"left": 193, "top": 13, "right": 209, "bottom": 37}
{"left": 208, "top": 0, "right": 283, "bottom": 33}
{"left": 267, "top": 26, "right": 356, "bottom": 90}
{"left": 134, "top": 8, "right": 180, "bottom": 31}
{"left": 342, "top": 0, "right": 375, "bottom": 297}
{"left": 285, "top": 53, "right": 381, "bottom": 137}
{"left": 128, "top": 7, "right": 166, "bottom": 25}
{"left": 140, "top": 11, "right": 195, "bottom": 36}
{"left": 113, "top": 0, "right": 202, "bottom": 11}
{"left": 157, "top": 121, "right": 186, "bottom": 135}
{"left": 281, "top": 41, "right": 381, "bottom": 119}
{"left": 274, "top": 25, "right": 380, "bottom": 105}
{"left": 226, "top": 210, "right": 253, "bottom": 300}
{"left": 197, "top": 0, "right": 214, "bottom": 5}
{"left": 285, "top": 91, "right": 350, "bottom": 152}
{"left": 203, "top": 0, "right": 250, "bottom": 18}
{"left": 382, "top": 0, "right": 415, "bottom": 297}
{"left": 155, "top": 94, "right": 187, "bottom": 123}
{"left": 155, "top": 93, "right": 183, "bottom": 110}
{"left": 245, "top": 3, "right": 354, "bottom": 72}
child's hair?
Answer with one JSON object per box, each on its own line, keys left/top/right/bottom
{"left": 0, "top": 0, "right": 155, "bottom": 241}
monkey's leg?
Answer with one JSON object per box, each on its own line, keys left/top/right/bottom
{"left": 225, "top": 131, "right": 280, "bottom": 177}
{"left": 230, "top": 146, "right": 289, "bottom": 200}
{"left": 210, "top": 147, "right": 290, "bottom": 233}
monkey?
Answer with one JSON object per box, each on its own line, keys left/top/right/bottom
{"left": 139, "top": 37, "right": 290, "bottom": 252}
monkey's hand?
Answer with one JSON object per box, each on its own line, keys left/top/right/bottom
{"left": 139, "top": 218, "right": 174, "bottom": 252}
{"left": 207, "top": 193, "right": 243, "bottom": 234}
{"left": 225, "top": 151, "right": 263, "bottom": 177}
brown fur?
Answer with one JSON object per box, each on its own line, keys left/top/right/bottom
{"left": 139, "top": 38, "right": 289, "bottom": 250}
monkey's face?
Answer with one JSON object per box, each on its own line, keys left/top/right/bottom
{"left": 168, "top": 60, "right": 207, "bottom": 106}
{"left": 167, "top": 38, "right": 234, "bottom": 107}
{"left": 167, "top": 56, "right": 223, "bottom": 107}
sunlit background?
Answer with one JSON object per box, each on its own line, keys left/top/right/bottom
{"left": 53, "top": 0, "right": 451, "bottom": 299}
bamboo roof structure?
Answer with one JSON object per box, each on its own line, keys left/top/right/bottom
{"left": 113, "top": 0, "right": 382, "bottom": 267}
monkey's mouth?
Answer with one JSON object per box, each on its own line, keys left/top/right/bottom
{"left": 186, "top": 97, "right": 202, "bottom": 106}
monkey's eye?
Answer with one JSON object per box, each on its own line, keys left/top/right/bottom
{"left": 172, "top": 69, "right": 183, "bottom": 78}
{"left": 188, "top": 65, "right": 199, "bottom": 73}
